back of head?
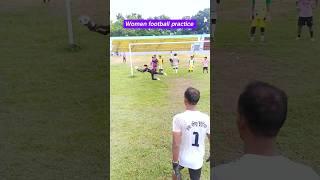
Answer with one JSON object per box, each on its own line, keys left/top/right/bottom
{"left": 238, "top": 81, "right": 288, "bottom": 137}
{"left": 184, "top": 87, "right": 200, "bottom": 105}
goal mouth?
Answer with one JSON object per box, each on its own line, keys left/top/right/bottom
{"left": 127, "top": 40, "right": 210, "bottom": 76}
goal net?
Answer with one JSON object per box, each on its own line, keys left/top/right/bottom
{"left": 127, "top": 40, "right": 210, "bottom": 76}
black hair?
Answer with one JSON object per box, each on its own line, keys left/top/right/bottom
{"left": 184, "top": 87, "right": 200, "bottom": 105}
{"left": 238, "top": 81, "right": 288, "bottom": 137}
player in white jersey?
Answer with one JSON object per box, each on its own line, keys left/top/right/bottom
{"left": 172, "top": 53, "right": 179, "bottom": 73}
{"left": 213, "top": 81, "right": 319, "bottom": 180}
{"left": 172, "top": 87, "right": 210, "bottom": 180}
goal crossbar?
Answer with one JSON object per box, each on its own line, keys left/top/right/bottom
{"left": 128, "top": 40, "right": 210, "bottom": 76}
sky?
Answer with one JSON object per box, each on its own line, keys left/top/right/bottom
{"left": 110, "top": 0, "right": 210, "bottom": 21}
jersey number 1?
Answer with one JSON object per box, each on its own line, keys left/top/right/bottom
{"left": 192, "top": 132, "right": 199, "bottom": 147}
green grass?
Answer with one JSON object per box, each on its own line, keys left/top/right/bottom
{"left": 111, "top": 57, "right": 210, "bottom": 179}
{"left": 0, "top": 5, "right": 107, "bottom": 179}
{"left": 215, "top": 0, "right": 320, "bottom": 173}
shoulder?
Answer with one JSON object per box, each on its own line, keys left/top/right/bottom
{"left": 214, "top": 156, "right": 320, "bottom": 180}
{"left": 286, "top": 160, "right": 319, "bottom": 179}
{"left": 173, "top": 112, "right": 185, "bottom": 120}
{"left": 214, "top": 160, "right": 242, "bottom": 179}
{"left": 197, "top": 112, "right": 210, "bottom": 125}
{"left": 198, "top": 111, "right": 210, "bottom": 120}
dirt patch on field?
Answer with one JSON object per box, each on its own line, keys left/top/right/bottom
{"left": 110, "top": 56, "right": 125, "bottom": 65}
{"left": 168, "top": 78, "right": 194, "bottom": 105}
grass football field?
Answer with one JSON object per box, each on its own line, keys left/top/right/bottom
{"left": 214, "top": 0, "right": 320, "bottom": 173}
{"left": 110, "top": 54, "right": 210, "bottom": 179}
{"left": 0, "top": 1, "right": 108, "bottom": 179}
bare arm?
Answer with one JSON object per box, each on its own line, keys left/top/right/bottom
{"left": 172, "top": 132, "right": 182, "bottom": 162}
{"left": 206, "top": 133, "right": 211, "bottom": 162}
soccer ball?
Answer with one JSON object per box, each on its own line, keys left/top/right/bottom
{"left": 134, "top": 66, "right": 139, "bottom": 70}
{"left": 78, "top": 15, "right": 91, "bottom": 25}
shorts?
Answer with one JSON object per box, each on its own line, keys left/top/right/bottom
{"left": 251, "top": 17, "right": 266, "bottom": 28}
{"left": 298, "top": 17, "right": 313, "bottom": 27}
{"left": 176, "top": 165, "right": 202, "bottom": 180}
{"left": 203, "top": 67, "right": 208, "bottom": 70}
{"left": 211, "top": 18, "right": 217, "bottom": 24}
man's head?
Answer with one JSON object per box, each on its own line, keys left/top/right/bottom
{"left": 174, "top": 53, "right": 177, "bottom": 56}
{"left": 184, "top": 87, "right": 200, "bottom": 108}
{"left": 237, "top": 81, "right": 288, "bottom": 139}
{"left": 204, "top": 57, "right": 207, "bottom": 60}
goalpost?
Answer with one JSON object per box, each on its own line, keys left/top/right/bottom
{"left": 128, "top": 40, "right": 210, "bottom": 76}
{"left": 65, "top": 0, "right": 76, "bottom": 47}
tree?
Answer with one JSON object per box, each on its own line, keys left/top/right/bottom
{"left": 110, "top": 9, "right": 210, "bottom": 36}
{"left": 192, "top": 8, "right": 210, "bottom": 34}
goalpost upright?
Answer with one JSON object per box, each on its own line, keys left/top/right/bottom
{"left": 65, "top": 0, "right": 76, "bottom": 47}
{"left": 128, "top": 40, "right": 210, "bottom": 77}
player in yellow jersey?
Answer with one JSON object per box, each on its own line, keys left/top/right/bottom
{"left": 250, "top": 0, "right": 271, "bottom": 42}
{"left": 188, "top": 55, "right": 195, "bottom": 72}
{"left": 158, "top": 55, "right": 164, "bottom": 73}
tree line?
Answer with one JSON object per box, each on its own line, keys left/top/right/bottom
{"left": 111, "top": 8, "right": 209, "bottom": 37}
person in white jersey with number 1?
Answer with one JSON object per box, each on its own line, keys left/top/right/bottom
{"left": 172, "top": 87, "right": 210, "bottom": 180}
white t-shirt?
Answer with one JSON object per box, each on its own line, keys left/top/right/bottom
{"left": 189, "top": 59, "right": 195, "bottom": 66}
{"left": 213, "top": 154, "right": 320, "bottom": 180}
{"left": 297, "top": 0, "right": 314, "bottom": 17}
{"left": 172, "top": 56, "right": 179, "bottom": 66}
{"left": 172, "top": 110, "right": 210, "bottom": 170}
